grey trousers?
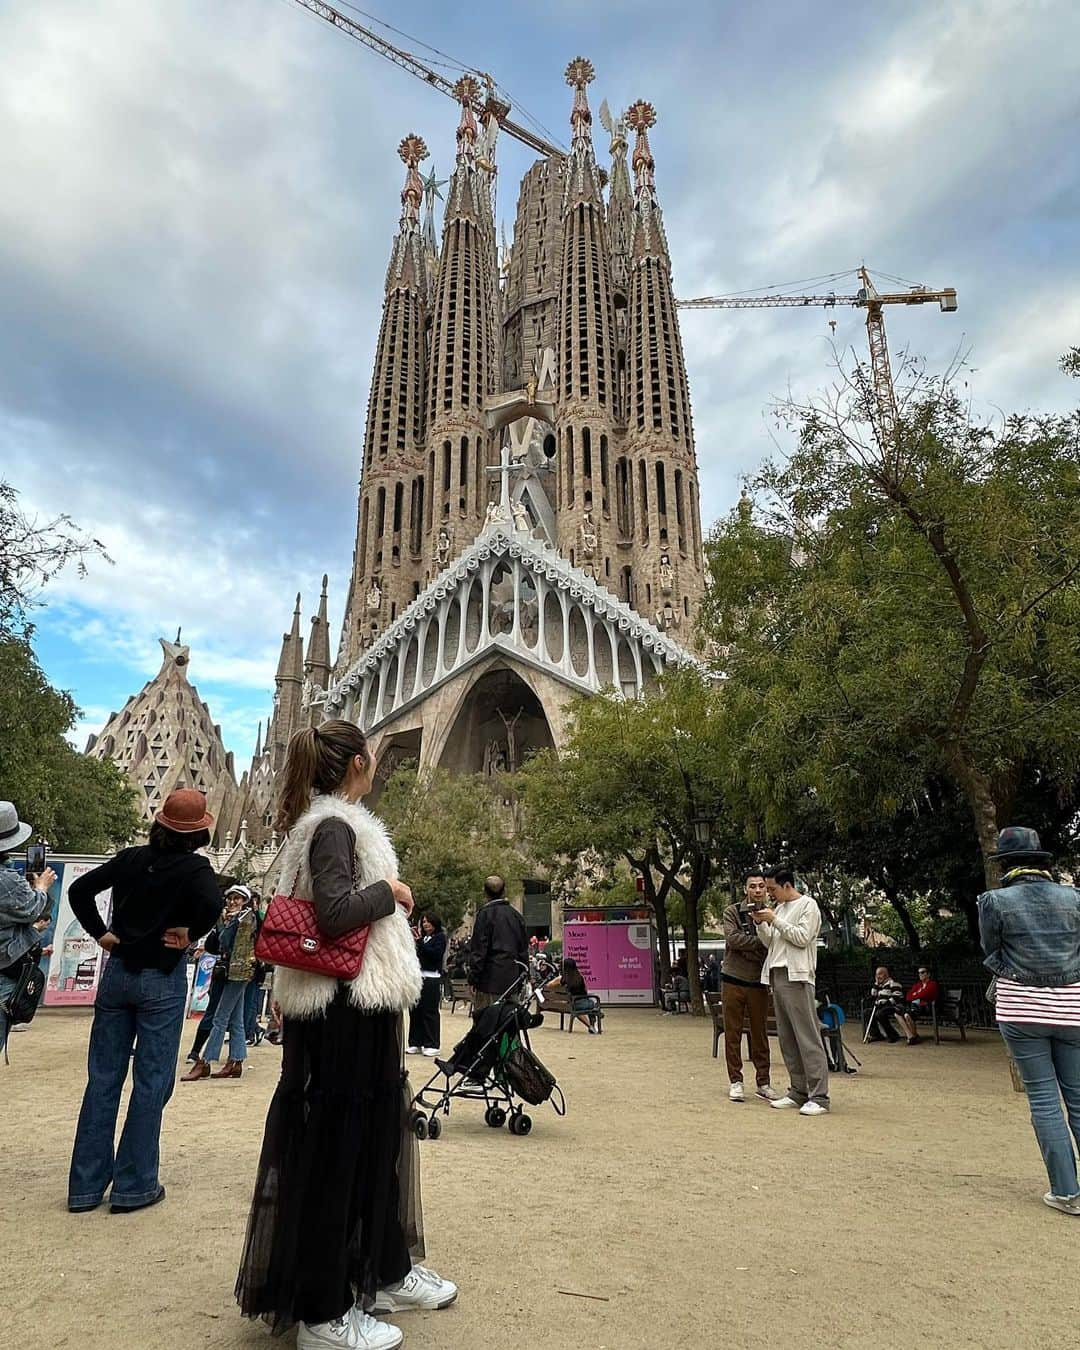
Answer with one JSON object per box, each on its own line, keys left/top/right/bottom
{"left": 770, "top": 968, "right": 830, "bottom": 1106}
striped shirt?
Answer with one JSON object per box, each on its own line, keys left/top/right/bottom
{"left": 995, "top": 978, "right": 1080, "bottom": 1026}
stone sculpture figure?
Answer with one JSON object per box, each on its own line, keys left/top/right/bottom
{"left": 436, "top": 528, "right": 452, "bottom": 568}
{"left": 659, "top": 553, "right": 674, "bottom": 594}
{"left": 580, "top": 510, "right": 597, "bottom": 558}
{"left": 366, "top": 580, "right": 382, "bottom": 611}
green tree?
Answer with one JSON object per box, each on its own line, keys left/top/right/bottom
{"left": 0, "top": 635, "right": 141, "bottom": 852}
{"left": 700, "top": 356, "right": 1080, "bottom": 890}
{"left": 378, "top": 762, "right": 523, "bottom": 933}
{"left": 519, "top": 669, "right": 755, "bottom": 1013}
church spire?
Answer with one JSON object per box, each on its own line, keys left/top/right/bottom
{"left": 305, "top": 574, "right": 332, "bottom": 698}
{"left": 624, "top": 100, "right": 703, "bottom": 624}
{"left": 341, "top": 135, "right": 432, "bottom": 670}
{"left": 423, "top": 75, "right": 499, "bottom": 568}
{"left": 627, "top": 100, "right": 669, "bottom": 264}
{"left": 562, "top": 57, "right": 605, "bottom": 211}
{"left": 602, "top": 100, "right": 633, "bottom": 300}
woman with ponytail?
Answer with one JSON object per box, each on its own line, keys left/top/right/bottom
{"left": 236, "top": 722, "right": 457, "bottom": 1350}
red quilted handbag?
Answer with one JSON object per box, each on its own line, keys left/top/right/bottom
{"left": 255, "top": 892, "right": 370, "bottom": 981}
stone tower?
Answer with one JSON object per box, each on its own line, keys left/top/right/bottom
{"left": 422, "top": 77, "right": 500, "bottom": 580}
{"left": 342, "top": 136, "right": 431, "bottom": 669}
{"left": 554, "top": 58, "right": 621, "bottom": 587}
{"left": 328, "top": 57, "right": 706, "bottom": 796}
{"left": 623, "top": 100, "right": 704, "bottom": 630}
{"left": 85, "top": 636, "right": 242, "bottom": 846}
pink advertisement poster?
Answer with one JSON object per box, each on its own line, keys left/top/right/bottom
{"left": 564, "top": 921, "right": 655, "bottom": 1005}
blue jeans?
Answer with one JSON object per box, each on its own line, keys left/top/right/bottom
{"left": 244, "top": 979, "right": 263, "bottom": 1039}
{"left": 203, "top": 979, "right": 248, "bottom": 1063}
{"left": 68, "top": 959, "right": 188, "bottom": 1209}
{"left": 1000, "top": 1022, "right": 1080, "bottom": 1198}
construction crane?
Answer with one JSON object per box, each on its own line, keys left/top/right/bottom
{"left": 288, "top": 0, "right": 565, "bottom": 159}
{"left": 678, "top": 267, "right": 957, "bottom": 448}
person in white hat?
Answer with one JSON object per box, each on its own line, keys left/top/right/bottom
{"left": 0, "top": 800, "right": 57, "bottom": 1054}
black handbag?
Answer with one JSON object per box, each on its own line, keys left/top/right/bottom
{"left": 2, "top": 952, "right": 46, "bottom": 1060}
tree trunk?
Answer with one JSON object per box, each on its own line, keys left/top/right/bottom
{"left": 882, "top": 883, "right": 921, "bottom": 953}
{"left": 945, "top": 745, "right": 1001, "bottom": 890}
{"left": 635, "top": 859, "right": 672, "bottom": 988}
{"left": 683, "top": 890, "right": 704, "bottom": 1015}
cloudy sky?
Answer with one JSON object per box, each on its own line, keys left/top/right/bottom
{"left": 3, "top": 0, "right": 1078, "bottom": 764}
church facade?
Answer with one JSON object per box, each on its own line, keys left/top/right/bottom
{"left": 324, "top": 59, "right": 706, "bottom": 787}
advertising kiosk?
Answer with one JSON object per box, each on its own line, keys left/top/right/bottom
{"left": 562, "top": 904, "right": 657, "bottom": 1005}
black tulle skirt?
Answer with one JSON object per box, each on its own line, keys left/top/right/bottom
{"left": 235, "top": 991, "right": 424, "bottom": 1331}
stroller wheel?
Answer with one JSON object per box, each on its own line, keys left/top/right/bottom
{"left": 484, "top": 1107, "right": 506, "bottom": 1128}
{"left": 509, "top": 1113, "right": 533, "bottom": 1136}
{"left": 413, "top": 1115, "right": 428, "bottom": 1140}
{"left": 427, "top": 1114, "right": 442, "bottom": 1140}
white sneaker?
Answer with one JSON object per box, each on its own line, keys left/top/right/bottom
{"left": 1044, "top": 1192, "right": 1080, "bottom": 1216}
{"left": 756, "top": 1084, "right": 780, "bottom": 1101}
{"left": 422, "top": 1047, "right": 439, "bottom": 1057}
{"left": 298, "top": 1313, "right": 401, "bottom": 1350}
{"left": 405, "top": 1046, "right": 420, "bottom": 1055}
{"left": 769, "top": 1096, "right": 801, "bottom": 1109}
{"left": 728, "top": 1082, "right": 745, "bottom": 1102}
{"left": 799, "top": 1101, "right": 829, "bottom": 1116}
{"left": 373, "top": 1264, "right": 458, "bottom": 1313}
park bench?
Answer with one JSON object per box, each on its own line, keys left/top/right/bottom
{"left": 707, "top": 989, "right": 778, "bottom": 1058}
{"left": 541, "top": 987, "right": 604, "bottom": 1034}
{"left": 448, "top": 979, "right": 473, "bottom": 1015}
{"left": 908, "top": 987, "right": 968, "bottom": 1043}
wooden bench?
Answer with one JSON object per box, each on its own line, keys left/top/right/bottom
{"left": 448, "top": 980, "right": 473, "bottom": 1015}
{"left": 707, "top": 989, "right": 778, "bottom": 1058}
{"left": 541, "top": 987, "right": 603, "bottom": 1034}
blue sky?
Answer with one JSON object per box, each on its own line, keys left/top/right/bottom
{"left": 3, "top": 0, "right": 1078, "bottom": 765}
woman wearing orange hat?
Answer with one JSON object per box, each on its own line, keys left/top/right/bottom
{"left": 66, "top": 789, "right": 223, "bottom": 1214}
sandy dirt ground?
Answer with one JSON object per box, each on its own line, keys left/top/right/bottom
{"left": 2, "top": 1004, "right": 1078, "bottom": 1349}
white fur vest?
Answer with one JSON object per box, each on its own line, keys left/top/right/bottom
{"left": 271, "top": 795, "right": 422, "bottom": 1020}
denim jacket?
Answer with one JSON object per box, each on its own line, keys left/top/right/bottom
{"left": 0, "top": 862, "right": 50, "bottom": 971}
{"left": 979, "top": 875, "right": 1080, "bottom": 986}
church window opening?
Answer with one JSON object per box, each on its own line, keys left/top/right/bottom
{"left": 638, "top": 459, "right": 650, "bottom": 541}
{"left": 442, "top": 441, "right": 451, "bottom": 493}
{"left": 393, "top": 482, "right": 403, "bottom": 533}
{"left": 600, "top": 434, "right": 609, "bottom": 516}
{"left": 567, "top": 428, "right": 575, "bottom": 506}
{"left": 655, "top": 461, "right": 668, "bottom": 516}
{"left": 359, "top": 498, "right": 370, "bottom": 572}
{"left": 582, "top": 427, "right": 592, "bottom": 481}
{"left": 376, "top": 487, "right": 386, "bottom": 538}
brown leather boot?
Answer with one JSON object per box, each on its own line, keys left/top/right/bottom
{"left": 211, "top": 1059, "right": 243, "bottom": 1079}
{"left": 181, "top": 1059, "right": 210, "bottom": 1082}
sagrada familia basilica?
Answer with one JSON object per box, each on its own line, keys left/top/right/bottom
{"left": 89, "top": 58, "right": 707, "bottom": 884}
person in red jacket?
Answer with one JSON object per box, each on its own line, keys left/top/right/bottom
{"left": 906, "top": 967, "right": 941, "bottom": 1018}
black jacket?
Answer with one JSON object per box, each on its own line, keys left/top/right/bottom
{"left": 467, "top": 897, "right": 528, "bottom": 995}
{"left": 68, "top": 846, "right": 223, "bottom": 974}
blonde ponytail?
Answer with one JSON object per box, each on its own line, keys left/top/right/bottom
{"left": 275, "top": 721, "right": 371, "bottom": 834}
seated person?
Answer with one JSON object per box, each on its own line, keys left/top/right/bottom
{"left": 906, "top": 966, "right": 941, "bottom": 1018}
{"left": 867, "top": 965, "right": 920, "bottom": 1045}
{"left": 661, "top": 955, "right": 690, "bottom": 1013}
{"left": 544, "top": 958, "right": 599, "bottom": 1034}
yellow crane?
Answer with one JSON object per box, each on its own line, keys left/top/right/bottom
{"left": 678, "top": 267, "right": 957, "bottom": 447}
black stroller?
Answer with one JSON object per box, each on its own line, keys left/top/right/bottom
{"left": 410, "top": 970, "right": 566, "bottom": 1139}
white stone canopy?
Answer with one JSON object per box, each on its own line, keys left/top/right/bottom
{"left": 323, "top": 519, "right": 702, "bottom": 734}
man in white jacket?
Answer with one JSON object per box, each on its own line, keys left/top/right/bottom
{"left": 753, "top": 867, "right": 830, "bottom": 1115}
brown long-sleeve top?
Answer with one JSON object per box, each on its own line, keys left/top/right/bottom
{"left": 309, "top": 818, "right": 396, "bottom": 937}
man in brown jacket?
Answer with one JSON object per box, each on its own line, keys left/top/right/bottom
{"left": 721, "top": 871, "right": 778, "bottom": 1102}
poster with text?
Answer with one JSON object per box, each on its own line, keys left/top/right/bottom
{"left": 564, "top": 921, "right": 656, "bottom": 1005}
{"left": 43, "top": 858, "right": 112, "bottom": 1005}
